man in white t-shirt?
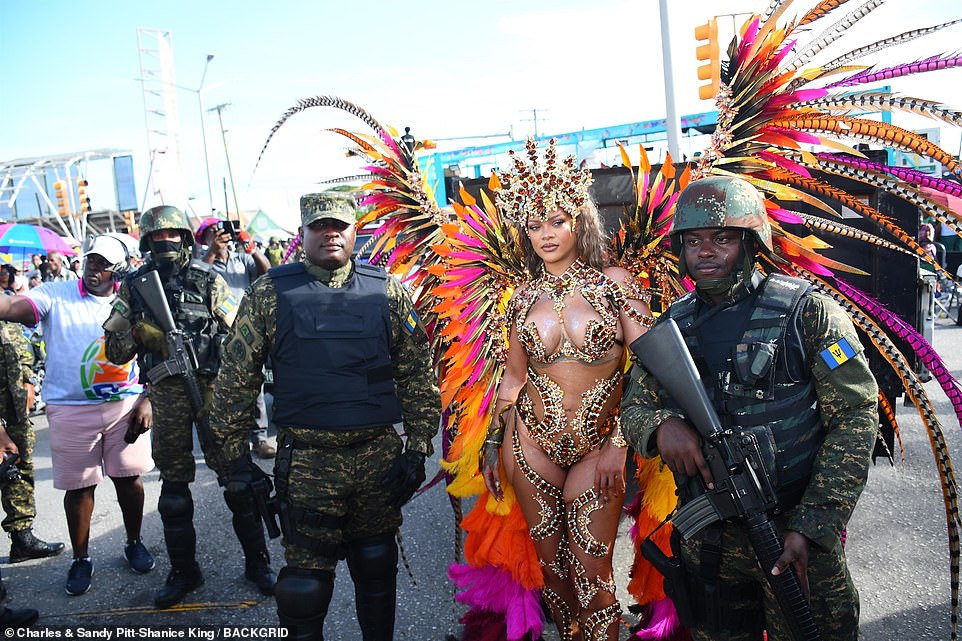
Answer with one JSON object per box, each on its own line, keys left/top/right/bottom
{"left": 0, "top": 235, "right": 154, "bottom": 597}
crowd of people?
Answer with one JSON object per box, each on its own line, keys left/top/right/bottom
{"left": 0, "top": 161, "right": 880, "bottom": 641}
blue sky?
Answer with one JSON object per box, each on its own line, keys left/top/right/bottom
{"left": 2, "top": 0, "right": 961, "bottom": 229}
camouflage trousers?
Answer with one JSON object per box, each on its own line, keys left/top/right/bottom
{"left": 1, "top": 420, "right": 35, "bottom": 533}
{"left": 679, "top": 518, "right": 859, "bottom": 641}
{"left": 150, "top": 376, "right": 221, "bottom": 483}
{"left": 277, "top": 425, "right": 403, "bottom": 573}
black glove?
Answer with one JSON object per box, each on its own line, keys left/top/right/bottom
{"left": 225, "top": 454, "right": 269, "bottom": 494}
{"left": 380, "top": 450, "right": 426, "bottom": 508}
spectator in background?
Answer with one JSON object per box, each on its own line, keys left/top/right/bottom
{"left": 43, "top": 251, "right": 77, "bottom": 283}
{"left": 11, "top": 276, "right": 27, "bottom": 295}
{"left": 26, "top": 255, "right": 45, "bottom": 282}
{"left": 919, "top": 222, "right": 938, "bottom": 260}
{"left": 196, "top": 219, "right": 275, "bottom": 458}
{"left": 265, "top": 238, "right": 284, "bottom": 267}
{"left": 70, "top": 259, "right": 81, "bottom": 278}
{"left": 0, "top": 266, "right": 19, "bottom": 294}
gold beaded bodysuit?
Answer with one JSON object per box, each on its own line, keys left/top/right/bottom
{"left": 510, "top": 259, "right": 650, "bottom": 467}
{"left": 506, "top": 259, "right": 651, "bottom": 640}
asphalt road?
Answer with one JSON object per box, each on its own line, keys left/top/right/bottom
{"left": 5, "top": 313, "right": 962, "bottom": 640}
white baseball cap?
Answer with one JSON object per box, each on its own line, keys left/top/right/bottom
{"left": 85, "top": 235, "right": 129, "bottom": 272}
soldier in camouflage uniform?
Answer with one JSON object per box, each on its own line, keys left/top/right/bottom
{"left": 103, "top": 205, "right": 275, "bottom": 609}
{"left": 0, "top": 318, "right": 64, "bottom": 563}
{"left": 620, "top": 176, "right": 878, "bottom": 641}
{"left": 209, "top": 192, "right": 441, "bottom": 641}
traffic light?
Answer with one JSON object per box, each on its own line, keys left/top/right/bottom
{"left": 123, "top": 210, "right": 137, "bottom": 234}
{"left": 53, "top": 181, "right": 69, "bottom": 216}
{"left": 77, "top": 179, "right": 91, "bottom": 214}
{"left": 694, "top": 18, "right": 720, "bottom": 101}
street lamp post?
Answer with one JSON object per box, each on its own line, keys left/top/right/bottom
{"left": 198, "top": 54, "right": 215, "bottom": 215}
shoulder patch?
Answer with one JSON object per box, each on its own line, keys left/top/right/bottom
{"left": 403, "top": 310, "right": 419, "bottom": 334}
{"left": 218, "top": 295, "right": 238, "bottom": 317}
{"left": 111, "top": 298, "right": 130, "bottom": 317}
{"left": 820, "top": 337, "right": 856, "bottom": 370}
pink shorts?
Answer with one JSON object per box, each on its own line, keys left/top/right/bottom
{"left": 46, "top": 395, "right": 154, "bottom": 491}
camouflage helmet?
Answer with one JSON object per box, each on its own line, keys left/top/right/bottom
{"left": 670, "top": 176, "right": 773, "bottom": 255}
{"left": 138, "top": 205, "right": 194, "bottom": 252}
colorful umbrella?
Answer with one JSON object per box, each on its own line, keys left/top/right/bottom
{"left": 0, "top": 224, "right": 77, "bottom": 258}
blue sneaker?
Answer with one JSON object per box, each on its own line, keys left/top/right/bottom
{"left": 65, "top": 558, "right": 93, "bottom": 596}
{"left": 124, "top": 540, "right": 155, "bottom": 574}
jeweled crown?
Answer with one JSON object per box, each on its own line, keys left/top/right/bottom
{"left": 495, "top": 138, "right": 593, "bottom": 224}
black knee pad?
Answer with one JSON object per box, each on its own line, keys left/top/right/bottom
{"left": 346, "top": 533, "right": 398, "bottom": 583}
{"left": 158, "top": 481, "right": 193, "bottom": 520}
{"left": 276, "top": 567, "right": 334, "bottom": 620}
{"left": 223, "top": 488, "right": 255, "bottom": 514}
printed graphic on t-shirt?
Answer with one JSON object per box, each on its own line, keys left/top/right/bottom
{"left": 80, "top": 336, "right": 138, "bottom": 401}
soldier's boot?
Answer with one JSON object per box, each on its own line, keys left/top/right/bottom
{"left": 224, "top": 489, "right": 276, "bottom": 595}
{"left": 154, "top": 482, "right": 204, "bottom": 609}
{"left": 276, "top": 567, "right": 334, "bottom": 641}
{"left": 9, "top": 528, "right": 65, "bottom": 563}
{"left": 346, "top": 533, "right": 398, "bottom": 641}
{"left": 0, "top": 604, "right": 39, "bottom": 628}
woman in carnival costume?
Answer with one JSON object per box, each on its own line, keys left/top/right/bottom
{"left": 477, "top": 139, "right": 653, "bottom": 640}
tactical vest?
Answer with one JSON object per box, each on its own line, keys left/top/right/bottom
{"left": 128, "top": 261, "right": 224, "bottom": 377}
{"left": 269, "top": 262, "right": 402, "bottom": 430}
{"left": 669, "top": 274, "right": 823, "bottom": 511}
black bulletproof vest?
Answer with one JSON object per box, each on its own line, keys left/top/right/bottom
{"left": 129, "top": 261, "right": 223, "bottom": 376}
{"left": 270, "top": 262, "right": 402, "bottom": 430}
{"left": 669, "top": 274, "right": 824, "bottom": 510}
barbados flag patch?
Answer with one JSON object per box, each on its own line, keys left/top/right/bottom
{"left": 820, "top": 337, "right": 856, "bottom": 370}
{"left": 218, "top": 296, "right": 238, "bottom": 317}
{"left": 403, "top": 311, "right": 418, "bottom": 334}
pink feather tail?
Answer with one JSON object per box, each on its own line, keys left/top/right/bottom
{"left": 630, "top": 598, "right": 693, "bottom": 641}
{"left": 449, "top": 563, "right": 544, "bottom": 641}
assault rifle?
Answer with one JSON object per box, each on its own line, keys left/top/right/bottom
{"left": 131, "top": 270, "right": 219, "bottom": 458}
{"left": 630, "top": 318, "right": 822, "bottom": 641}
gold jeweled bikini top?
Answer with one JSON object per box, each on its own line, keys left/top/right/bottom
{"left": 513, "top": 260, "right": 642, "bottom": 365}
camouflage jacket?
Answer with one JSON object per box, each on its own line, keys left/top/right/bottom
{"left": 209, "top": 259, "right": 441, "bottom": 466}
{"left": 0, "top": 320, "right": 35, "bottom": 425}
{"left": 621, "top": 284, "right": 879, "bottom": 551}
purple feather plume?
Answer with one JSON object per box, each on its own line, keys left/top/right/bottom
{"left": 817, "top": 153, "right": 962, "bottom": 198}
{"left": 828, "top": 53, "right": 962, "bottom": 88}
{"left": 834, "top": 279, "right": 962, "bottom": 431}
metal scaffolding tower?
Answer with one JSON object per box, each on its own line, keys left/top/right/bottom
{"left": 136, "top": 28, "right": 188, "bottom": 210}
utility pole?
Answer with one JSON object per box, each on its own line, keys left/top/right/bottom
{"left": 658, "top": 0, "right": 682, "bottom": 159}
{"left": 208, "top": 102, "right": 240, "bottom": 218}
{"left": 521, "top": 108, "right": 548, "bottom": 138}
